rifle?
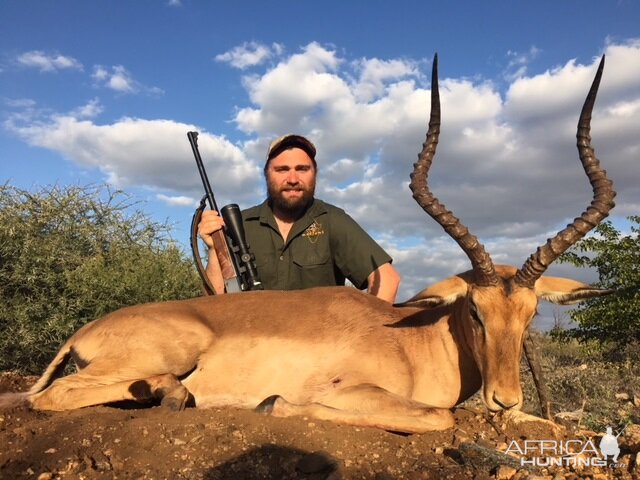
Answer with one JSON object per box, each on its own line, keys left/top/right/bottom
{"left": 188, "top": 131, "right": 262, "bottom": 294}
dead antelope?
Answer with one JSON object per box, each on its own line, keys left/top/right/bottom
{"left": 2, "top": 55, "right": 614, "bottom": 434}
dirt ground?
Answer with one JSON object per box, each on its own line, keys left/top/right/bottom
{"left": 1, "top": 373, "right": 638, "bottom": 480}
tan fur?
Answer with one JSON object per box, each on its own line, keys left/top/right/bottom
{"left": 2, "top": 264, "right": 609, "bottom": 434}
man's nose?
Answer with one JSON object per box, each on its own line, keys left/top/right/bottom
{"left": 286, "top": 170, "right": 300, "bottom": 183}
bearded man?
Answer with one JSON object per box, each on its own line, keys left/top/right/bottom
{"left": 198, "top": 134, "right": 400, "bottom": 303}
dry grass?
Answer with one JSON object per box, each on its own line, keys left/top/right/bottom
{"left": 520, "top": 333, "right": 640, "bottom": 431}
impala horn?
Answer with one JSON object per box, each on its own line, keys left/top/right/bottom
{"left": 514, "top": 55, "right": 616, "bottom": 288}
{"left": 410, "top": 54, "right": 499, "bottom": 286}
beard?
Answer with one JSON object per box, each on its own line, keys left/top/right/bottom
{"left": 267, "top": 178, "right": 316, "bottom": 219}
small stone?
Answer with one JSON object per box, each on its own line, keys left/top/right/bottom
{"left": 44, "top": 448, "right": 56, "bottom": 454}
{"left": 615, "top": 392, "right": 630, "bottom": 401}
{"left": 37, "top": 474, "right": 53, "bottom": 480}
{"left": 495, "top": 465, "right": 517, "bottom": 480}
{"left": 434, "top": 446, "right": 444, "bottom": 455}
{"left": 173, "top": 438, "right": 186, "bottom": 445}
{"left": 593, "top": 474, "right": 610, "bottom": 480}
{"left": 623, "top": 424, "right": 640, "bottom": 452}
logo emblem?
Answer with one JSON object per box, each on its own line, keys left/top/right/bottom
{"left": 302, "top": 221, "right": 325, "bottom": 244}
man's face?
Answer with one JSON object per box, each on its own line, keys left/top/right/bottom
{"left": 265, "top": 148, "right": 316, "bottom": 217}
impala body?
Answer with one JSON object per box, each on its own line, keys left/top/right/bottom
{"left": 0, "top": 55, "right": 614, "bottom": 433}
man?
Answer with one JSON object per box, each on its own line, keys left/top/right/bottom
{"left": 198, "top": 134, "right": 400, "bottom": 303}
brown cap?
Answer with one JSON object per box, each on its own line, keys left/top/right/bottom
{"left": 266, "top": 134, "right": 317, "bottom": 166}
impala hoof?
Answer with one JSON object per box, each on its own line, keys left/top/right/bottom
{"left": 160, "top": 395, "right": 187, "bottom": 412}
{"left": 255, "top": 395, "right": 282, "bottom": 414}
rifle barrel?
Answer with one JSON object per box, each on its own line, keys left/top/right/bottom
{"left": 188, "top": 131, "right": 219, "bottom": 212}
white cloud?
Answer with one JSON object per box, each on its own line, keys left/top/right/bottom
{"left": 91, "top": 65, "right": 163, "bottom": 95}
{"left": 215, "top": 42, "right": 284, "bottom": 69}
{"left": 6, "top": 112, "right": 260, "bottom": 204}
{"left": 6, "top": 40, "right": 640, "bottom": 301}
{"left": 157, "top": 194, "right": 195, "bottom": 207}
{"left": 69, "top": 98, "right": 103, "bottom": 119}
{"left": 503, "top": 46, "right": 541, "bottom": 81}
{"left": 17, "top": 50, "right": 83, "bottom": 72}
{"left": 352, "top": 57, "right": 420, "bottom": 102}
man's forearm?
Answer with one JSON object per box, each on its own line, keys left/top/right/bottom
{"left": 367, "top": 262, "right": 401, "bottom": 303}
{"left": 205, "top": 249, "right": 226, "bottom": 295}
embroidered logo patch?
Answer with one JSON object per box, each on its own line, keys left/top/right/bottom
{"left": 302, "top": 221, "right": 325, "bottom": 243}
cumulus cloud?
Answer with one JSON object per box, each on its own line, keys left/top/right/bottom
{"left": 215, "top": 42, "right": 284, "bottom": 69}
{"left": 92, "top": 65, "right": 163, "bottom": 95}
{"left": 17, "top": 50, "right": 83, "bottom": 72}
{"left": 5, "top": 40, "right": 640, "bottom": 302}
{"left": 5, "top": 108, "right": 260, "bottom": 205}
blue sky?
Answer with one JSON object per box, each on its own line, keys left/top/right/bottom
{"left": 1, "top": 1, "right": 639, "bottom": 326}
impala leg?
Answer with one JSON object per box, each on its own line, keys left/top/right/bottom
{"left": 29, "top": 373, "right": 189, "bottom": 411}
{"left": 257, "top": 384, "right": 454, "bottom": 433}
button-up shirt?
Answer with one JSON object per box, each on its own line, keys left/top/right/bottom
{"left": 241, "top": 199, "right": 392, "bottom": 291}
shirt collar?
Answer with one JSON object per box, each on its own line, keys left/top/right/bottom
{"left": 251, "top": 199, "right": 328, "bottom": 241}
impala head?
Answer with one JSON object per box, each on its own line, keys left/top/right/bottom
{"left": 403, "top": 54, "right": 616, "bottom": 412}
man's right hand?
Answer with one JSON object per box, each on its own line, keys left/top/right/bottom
{"left": 198, "top": 210, "right": 225, "bottom": 248}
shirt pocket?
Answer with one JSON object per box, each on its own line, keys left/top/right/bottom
{"left": 291, "top": 238, "right": 330, "bottom": 268}
{"left": 290, "top": 237, "right": 336, "bottom": 288}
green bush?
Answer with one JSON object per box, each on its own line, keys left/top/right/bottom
{"left": 0, "top": 184, "right": 202, "bottom": 374}
{"left": 557, "top": 216, "right": 640, "bottom": 347}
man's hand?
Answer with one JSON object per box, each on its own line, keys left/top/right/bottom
{"left": 197, "top": 210, "right": 226, "bottom": 294}
{"left": 197, "top": 210, "right": 225, "bottom": 249}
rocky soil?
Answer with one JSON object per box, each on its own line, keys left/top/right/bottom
{"left": 1, "top": 373, "right": 638, "bottom": 480}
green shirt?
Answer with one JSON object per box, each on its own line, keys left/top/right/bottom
{"left": 242, "top": 199, "right": 392, "bottom": 291}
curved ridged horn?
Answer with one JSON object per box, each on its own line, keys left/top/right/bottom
{"left": 514, "top": 55, "right": 616, "bottom": 288}
{"left": 410, "top": 54, "right": 498, "bottom": 286}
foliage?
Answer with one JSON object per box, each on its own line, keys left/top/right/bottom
{"left": 555, "top": 216, "right": 640, "bottom": 347}
{"left": 0, "top": 184, "right": 202, "bottom": 374}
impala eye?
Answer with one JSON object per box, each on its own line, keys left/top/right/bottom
{"left": 469, "top": 302, "right": 483, "bottom": 325}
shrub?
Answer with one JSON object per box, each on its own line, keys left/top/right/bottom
{"left": 557, "top": 216, "right": 640, "bottom": 347}
{"left": 0, "top": 184, "right": 202, "bottom": 373}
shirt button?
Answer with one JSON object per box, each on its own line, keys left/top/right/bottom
{"left": 279, "top": 255, "right": 284, "bottom": 260}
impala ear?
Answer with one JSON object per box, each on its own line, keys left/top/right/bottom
{"left": 396, "top": 276, "right": 468, "bottom": 308}
{"left": 534, "top": 276, "right": 615, "bottom": 305}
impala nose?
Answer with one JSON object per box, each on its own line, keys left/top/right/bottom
{"left": 492, "top": 393, "right": 519, "bottom": 410}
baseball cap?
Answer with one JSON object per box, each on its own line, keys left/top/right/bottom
{"left": 266, "top": 134, "right": 317, "bottom": 166}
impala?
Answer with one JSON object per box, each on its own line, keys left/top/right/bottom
{"left": 1, "top": 55, "right": 614, "bottom": 433}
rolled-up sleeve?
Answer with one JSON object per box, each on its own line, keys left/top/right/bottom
{"left": 328, "top": 208, "right": 392, "bottom": 290}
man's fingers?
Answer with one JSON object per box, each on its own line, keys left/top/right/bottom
{"left": 197, "top": 210, "right": 226, "bottom": 248}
